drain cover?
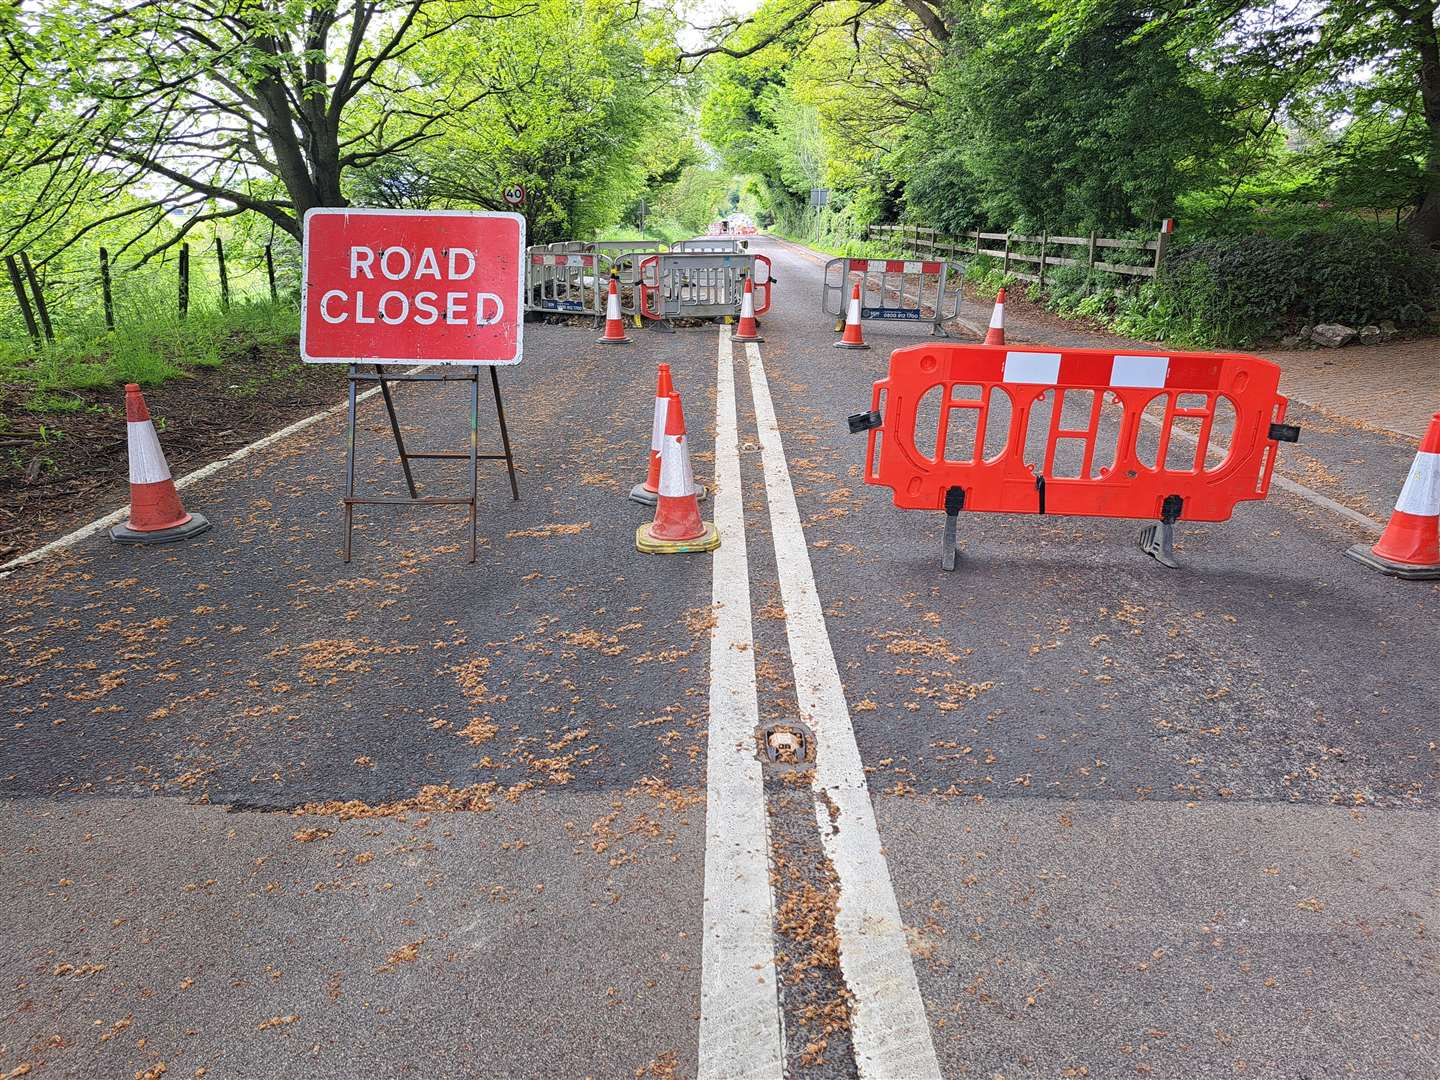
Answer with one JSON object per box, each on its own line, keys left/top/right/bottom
{"left": 759, "top": 723, "right": 813, "bottom": 765}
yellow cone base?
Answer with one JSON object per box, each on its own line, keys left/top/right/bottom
{"left": 1345, "top": 543, "right": 1440, "bottom": 580}
{"left": 635, "top": 520, "right": 720, "bottom": 554}
{"left": 629, "top": 483, "right": 706, "bottom": 507}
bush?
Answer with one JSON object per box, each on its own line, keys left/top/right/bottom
{"left": 1116, "top": 225, "right": 1440, "bottom": 346}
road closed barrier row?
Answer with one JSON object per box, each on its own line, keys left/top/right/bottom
{"left": 850, "top": 343, "right": 1299, "bottom": 569}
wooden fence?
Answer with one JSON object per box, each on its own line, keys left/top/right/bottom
{"left": 866, "top": 224, "right": 1170, "bottom": 285}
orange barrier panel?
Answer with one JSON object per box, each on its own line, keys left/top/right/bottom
{"left": 850, "top": 342, "right": 1299, "bottom": 569}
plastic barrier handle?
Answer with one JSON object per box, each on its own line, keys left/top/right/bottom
{"left": 637, "top": 254, "right": 660, "bottom": 320}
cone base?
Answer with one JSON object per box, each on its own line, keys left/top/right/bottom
{"left": 597, "top": 333, "right": 632, "bottom": 345}
{"left": 629, "top": 483, "right": 706, "bottom": 507}
{"left": 1345, "top": 543, "right": 1440, "bottom": 579}
{"left": 110, "top": 512, "right": 212, "bottom": 545}
{"left": 834, "top": 340, "right": 870, "bottom": 350}
{"left": 636, "top": 521, "right": 720, "bottom": 554}
{"left": 731, "top": 331, "right": 764, "bottom": 342}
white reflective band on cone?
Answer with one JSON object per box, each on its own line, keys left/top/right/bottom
{"left": 988, "top": 303, "right": 1005, "bottom": 329}
{"left": 1395, "top": 451, "right": 1440, "bottom": 517}
{"left": 607, "top": 290, "right": 622, "bottom": 320}
{"left": 650, "top": 396, "right": 668, "bottom": 453}
{"left": 740, "top": 289, "right": 754, "bottom": 318}
{"left": 658, "top": 433, "right": 695, "bottom": 498}
{"left": 848, "top": 295, "right": 861, "bottom": 323}
{"left": 127, "top": 421, "right": 172, "bottom": 484}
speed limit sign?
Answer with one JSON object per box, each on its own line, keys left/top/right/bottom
{"left": 502, "top": 183, "right": 526, "bottom": 208}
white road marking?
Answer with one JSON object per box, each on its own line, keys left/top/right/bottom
{"left": 699, "top": 329, "right": 784, "bottom": 1080}
{"left": 742, "top": 340, "right": 943, "bottom": 1079}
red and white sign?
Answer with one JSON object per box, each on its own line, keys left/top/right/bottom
{"left": 300, "top": 208, "right": 525, "bottom": 366}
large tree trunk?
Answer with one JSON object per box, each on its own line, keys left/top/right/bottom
{"left": 1405, "top": 3, "right": 1440, "bottom": 246}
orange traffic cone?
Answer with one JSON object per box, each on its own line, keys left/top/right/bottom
{"left": 984, "top": 288, "right": 1006, "bottom": 345}
{"left": 731, "top": 274, "right": 763, "bottom": 342}
{"left": 629, "top": 365, "right": 708, "bottom": 507}
{"left": 636, "top": 392, "right": 719, "bottom": 554}
{"left": 597, "top": 272, "right": 631, "bottom": 344}
{"left": 1347, "top": 411, "right": 1440, "bottom": 578}
{"left": 834, "top": 281, "right": 869, "bottom": 350}
{"left": 109, "top": 384, "right": 211, "bottom": 544}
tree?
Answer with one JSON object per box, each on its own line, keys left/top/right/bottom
{"left": 1, "top": 0, "right": 531, "bottom": 258}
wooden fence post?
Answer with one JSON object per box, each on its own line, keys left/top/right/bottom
{"left": 19, "top": 253, "right": 53, "bottom": 341}
{"left": 178, "top": 243, "right": 190, "bottom": 318}
{"left": 1038, "top": 230, "right": 1048, "bottom": 289}
{"left": 265, "top": 243, "right": 277, "bottom": 301}
{"left": 1003, "top": 232, "right": 1011, "bottom": 276}
{"left": 5, "top": 254, "right": 40, "bottom": 341}
{"left": 216, "top": 237, "right": 230, "bottom": 309}
{"left": 973, "top": 230, "right": 981, "bottom": 259}
{"left": 100, "top": 247, "right": 114, "bottom": 330}
{"left": 1154, "top": 221, "right": 1171, "bottom": 275}
{"left": 1087, "top": 230, "right": 1097, "bottom": 270}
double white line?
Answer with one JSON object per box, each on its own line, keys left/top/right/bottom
{"left": 699, "top": 329, "right": 942, "bottom": 1079}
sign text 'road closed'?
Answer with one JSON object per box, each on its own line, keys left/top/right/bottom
{"left": 301, "top": 208, "right": 526, "bottom": 365}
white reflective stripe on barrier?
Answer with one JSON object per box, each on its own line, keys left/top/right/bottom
{"left": 1395, "top": 451, "right": 1440, "bottom": 517}
{"left": 659, "top": 434, "right": 695, "bottom": 497}
{"left": 1002, "top": 351, "right": 1062, "bottom": 384}
{"left": 128, "top": 421, "right": 172, "bottom": 484}
{"left": 1110, "top": 355, "right": 1169, "bottom": 388}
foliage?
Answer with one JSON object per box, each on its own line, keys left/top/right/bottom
{"left": 1115, "top": 226, "right": 1440, "bottom": 346}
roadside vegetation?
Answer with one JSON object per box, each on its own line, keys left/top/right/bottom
{"left": 693, "top": 0, "right": 1440, "bottom": 345}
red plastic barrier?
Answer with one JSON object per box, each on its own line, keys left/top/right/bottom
{"left": 856, "top": 343, "right": 1297, "bottom": 567}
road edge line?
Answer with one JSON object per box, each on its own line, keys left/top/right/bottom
{"left": 698, "top": 328, "right": 785, "bottom": 1080}
{"left": 742, "top": 339, "right": 943, "bottom": 1079}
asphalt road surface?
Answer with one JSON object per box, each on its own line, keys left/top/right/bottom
{"left": 2, "top": 236, "right": 1436, "bottom": 1080}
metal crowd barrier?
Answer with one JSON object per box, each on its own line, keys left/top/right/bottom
{"left": 822, "top": 257, "right": 959, "bottom": 335}
{"left": 672, "top": 238, "right": 750, "bottom": 253}
{"left": 637, "top": 252, "right": 772, "bottom": 321}
{"left": 525, "top": 249, "right": 604, "bottom": 315}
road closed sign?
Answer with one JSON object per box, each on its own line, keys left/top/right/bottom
{"left": 301, "top": 208, "right": 525, "bottom": 365}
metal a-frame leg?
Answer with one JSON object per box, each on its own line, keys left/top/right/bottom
{"left": 490, "top": 366, "right": 519, "bottom": 501}
{"left": 343, "top": 365, "right": 359, "bottom": 563}
{"left": 374, "top": 364, "right": 418, "bottom": 499}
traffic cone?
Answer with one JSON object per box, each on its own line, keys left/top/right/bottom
{"left": 1346, "top": 411, "right": 1440, "bottom": 578}
{"left": 636, "top": 392, "right": 719, "bottom": 554}
{"left": 834, "top": 281, "right": 869, "bottom": 350}
{"left": 597, "top": 272, "right": 631, "bottom": 344}
{"left": 731, "top": 274, "right": 763, "bottom": 342}
{"left": 629, "top": 365, "right": 707, "bottom": 507}
{"left": 109, "top": 384, "right": 211, "bottom": 544}
{"left": 984, "top": 288, "right": 1006, "bottom": 345}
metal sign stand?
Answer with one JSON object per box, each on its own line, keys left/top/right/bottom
{"left": 342, "top": 363, "right": 519, "bottom": 564}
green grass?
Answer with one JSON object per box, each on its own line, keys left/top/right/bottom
{"left": 0, "top": 289, "right": 299, "bottom": 407}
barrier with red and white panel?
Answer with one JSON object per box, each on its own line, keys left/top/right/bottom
{"left": 822, "top": 257, "right": 960, "bottom": 336}
{"left": 849, "top": 342, "right": 1299, "bottom": 569}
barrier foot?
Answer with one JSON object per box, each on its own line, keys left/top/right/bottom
{"left": 1137, "top": 520, "right": 1180, "bottom": 568}
{"left": 941, "top": 486, "right": 964, "bottom": 571}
